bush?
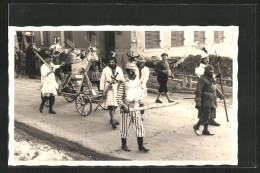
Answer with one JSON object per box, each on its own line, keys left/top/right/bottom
{"left": 145, "top": 55, "right": 232, "bottom": 78}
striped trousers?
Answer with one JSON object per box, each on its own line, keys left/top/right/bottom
{"left": 121, "top": 111, "right": 145, "bottom": 139}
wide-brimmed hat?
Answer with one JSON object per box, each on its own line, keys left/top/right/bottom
{"left": 126, "top": 62, "right": 136, "bottom": 70}
{"left": 136, "top": 55, "right": 146, "bottom": 62}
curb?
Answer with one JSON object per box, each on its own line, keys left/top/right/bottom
{"left": 14, "top": 120, "right": 129, "bottom": 161}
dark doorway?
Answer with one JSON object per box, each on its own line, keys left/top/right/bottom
{"left": 104, "top": 32, "right": 115, "bottom": 62}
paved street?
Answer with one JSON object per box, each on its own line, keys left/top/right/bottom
{"left": 13, "top": 76, "right": 235, "bottom": 163}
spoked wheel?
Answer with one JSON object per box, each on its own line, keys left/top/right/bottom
{"left": 41, "top": 93, "right": 49, "bottom": 107}
{"left": 64, "top": 94, "right": 75, "bottom": 102}
{"left": 75, "top": 93, "right": 92, "bottom": 116}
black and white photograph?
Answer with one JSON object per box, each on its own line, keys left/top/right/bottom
{"left": 8, "top": 26, "right": 238, "bottom": 166}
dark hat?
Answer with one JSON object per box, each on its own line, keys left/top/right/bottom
{"left": 161, "top": 53, "right": 168, "bottom": 57}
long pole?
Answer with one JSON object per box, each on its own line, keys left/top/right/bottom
{"left": 215, "top": 50, "right": 229, "bottom": 122}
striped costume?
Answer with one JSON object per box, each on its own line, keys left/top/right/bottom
{"left": 116, "top": 79, "right": 145, "bottom": 139}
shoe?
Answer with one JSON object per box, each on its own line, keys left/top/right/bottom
{"left": 110, "top": 120, "right": 119, "bottom": 125}
{"left": 112, "top": 122, "right": 117, "bottom": 129}
{"left": 193, "top": 125, "right": 201, "bottom": 136}
{"left": 39, "top": 107, "right": 43, "bottom": 113}
{"left": 168, "top": 100, "right": 175, "bottom": 103}
{"left": 209, "top": 119, "right": 220, "bottom": 126}
{"left": 155, "top": 99, "right": 163, "bottom": 103}
{"left": 139, "top": 146, "right": 149, "bottom": 152}
{"left": 49, "top": 110, "right": 56, "bottom": 114}
{"left": 122, "top": 145, "right": 131, "bottom": 152}
{"left": 202, "top": 130, "right": 214, "bottom": 136}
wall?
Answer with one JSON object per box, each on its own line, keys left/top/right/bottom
{"left": 124, "top": 31, "right": 234, "bottom": 59}
{"left": 34, "top": 31, "right": 41, "bottom": 47}
{"left": 115, "top": 31, "right": 131, "bottom": 72}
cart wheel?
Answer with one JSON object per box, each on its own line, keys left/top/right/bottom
{"left": 64, "top": 94, "right": 75, "bottom": 102}
{"left": 41, "top": 93, "right": 49, "bottom": 107}
{"left": 75, "top": 93, "right": 92, "bottom": 116}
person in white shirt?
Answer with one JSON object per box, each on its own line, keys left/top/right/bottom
{"left": 136, "top": 55, "right": 149, "bottom": 99}
{"left": 100, "top": 56, "right": 124, "bottom": 129}
{"left": 136, "top": 55, "right": 149, "bottom": 117}
{"left": 195, "top": 54, "right": 209, "bottom": 78}
{"left": 39, "top": 54, "right": 65, "bottom": 114}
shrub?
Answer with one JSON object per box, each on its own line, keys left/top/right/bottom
{"left": 145, "top": 55, "right": 232, "bottom": 78}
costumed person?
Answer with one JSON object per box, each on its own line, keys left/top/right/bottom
{"left": 100, "top": 56, "right": 124, "bottom": 129}
{"left": 193, "top": 64, "right": 224, "bottom": 136}
{"left": 25, "top": 43, "right": 38, "bottom": 78}
{"left": 154, "top": 53, "right": 174, "bottom": 103}
{"left": 88, "top": 47, "right": 102, "bottom": 92}
{"left": 195, "top": 53, "right": 221, "bottom": 126}
{"left": 127, "top": 54, "right": 140, "bottom": 79}
{"left": 136, "top": 55, "right": 150, "bottom": 120}
{"left": 116, "top": 63, "right": 149, "bottom": 152}
{"left": 49, "top": 37, "right": 63, "bottom": 64}
{"left": 39, "top": 53, "right": 65, "bottom": 114}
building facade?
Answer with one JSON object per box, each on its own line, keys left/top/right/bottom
{"left": 16, "top": 30, "right": 234, "bottom": 72}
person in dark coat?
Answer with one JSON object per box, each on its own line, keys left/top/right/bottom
{"left": 195, "top": 55, "right": 221, "bottom": 126}
{"left": 154, "top": 53, "right": 174, "bottom": 103}
{"left": 25, "top": 43, "right": 38, "bottom": 78}
{"left": 193, "top": 64, "right": 224, "bottom": 136}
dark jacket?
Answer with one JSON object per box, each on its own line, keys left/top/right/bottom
{"left": 154, "top": 60, "right": 170, "bottom": 77}
{"left": 195, "top": 75, "right": 222, "bottom": 109}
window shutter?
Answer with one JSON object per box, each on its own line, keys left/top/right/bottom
{"left": 194, "top": 31, "right": 205, "bottom": 44}
{"left": 171, "top": 31, "right": 184, "bottom": 47}
{"left": 153, "top": 31, "right": 160, "bottom": 48}
{"left": 145, "top": 31, "right": 160, "bottom": 49}
{"left": 145, "top": 31, "right": 153, "bottom": 49}
{"left": 214, "top": 31, "right": 224, "bottom": 43}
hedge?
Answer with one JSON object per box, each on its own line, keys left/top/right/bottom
{"left": 145, "top": 55, "right": 232, "bottom": 79}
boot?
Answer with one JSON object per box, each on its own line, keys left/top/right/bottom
{"left": 193, "top": 119, "right": 202, "bottom": 136}
{"left": 137, "top": 137, "right": 149, "bottom": 152}
{"left": 39, "top": 105, "right": 43, "bottom": 113}
{"left": 193, "top": 124, "right": 201, "bottom": 136}
{"left": 202, "top": 123, "right": 214, "bottom": 136}
{"left": 39, "top": 96, "right": 48, "bottom": 113}
{"left": 121, "top": 138, "right": 131, "bottom": 152}
{"left": 209, "top": 118, "right": 220, "bottom": 126}
{"left": 48, "top": 96, "right": 56, "bottom": 114}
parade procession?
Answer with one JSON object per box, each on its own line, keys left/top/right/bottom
{"left": 12, "top": 29, "right": 235, "bottom": 162}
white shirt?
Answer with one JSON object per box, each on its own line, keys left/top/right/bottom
{"left": 139, "top": 66, "right": 149, "bottom": 89}
{"left": 41, "top": 63, "right": 60, "bottom": 84}
{"left": 195, "top": 63, "right": 207, "bottom": 78}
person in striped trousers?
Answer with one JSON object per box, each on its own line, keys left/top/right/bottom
{"left": 116, "top": 63, "right": 149, "bottom": 152}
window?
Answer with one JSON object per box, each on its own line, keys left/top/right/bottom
{"left": 145, "top": 31, "right": 160, "bottom": 49}
{"left": 214, "top": 31, "right": 224, "bottom": 43}
{"left": 171, "top": 31, "right": 184, "bottom": 47}
{"left": 194, "top": 31, "right": 205, "bottom": 44}
{"left": 43, "top": 31, "right": 51, "bottom": 47}
{"left": 64, "top": 31, "right": 74, "bottom": 48}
